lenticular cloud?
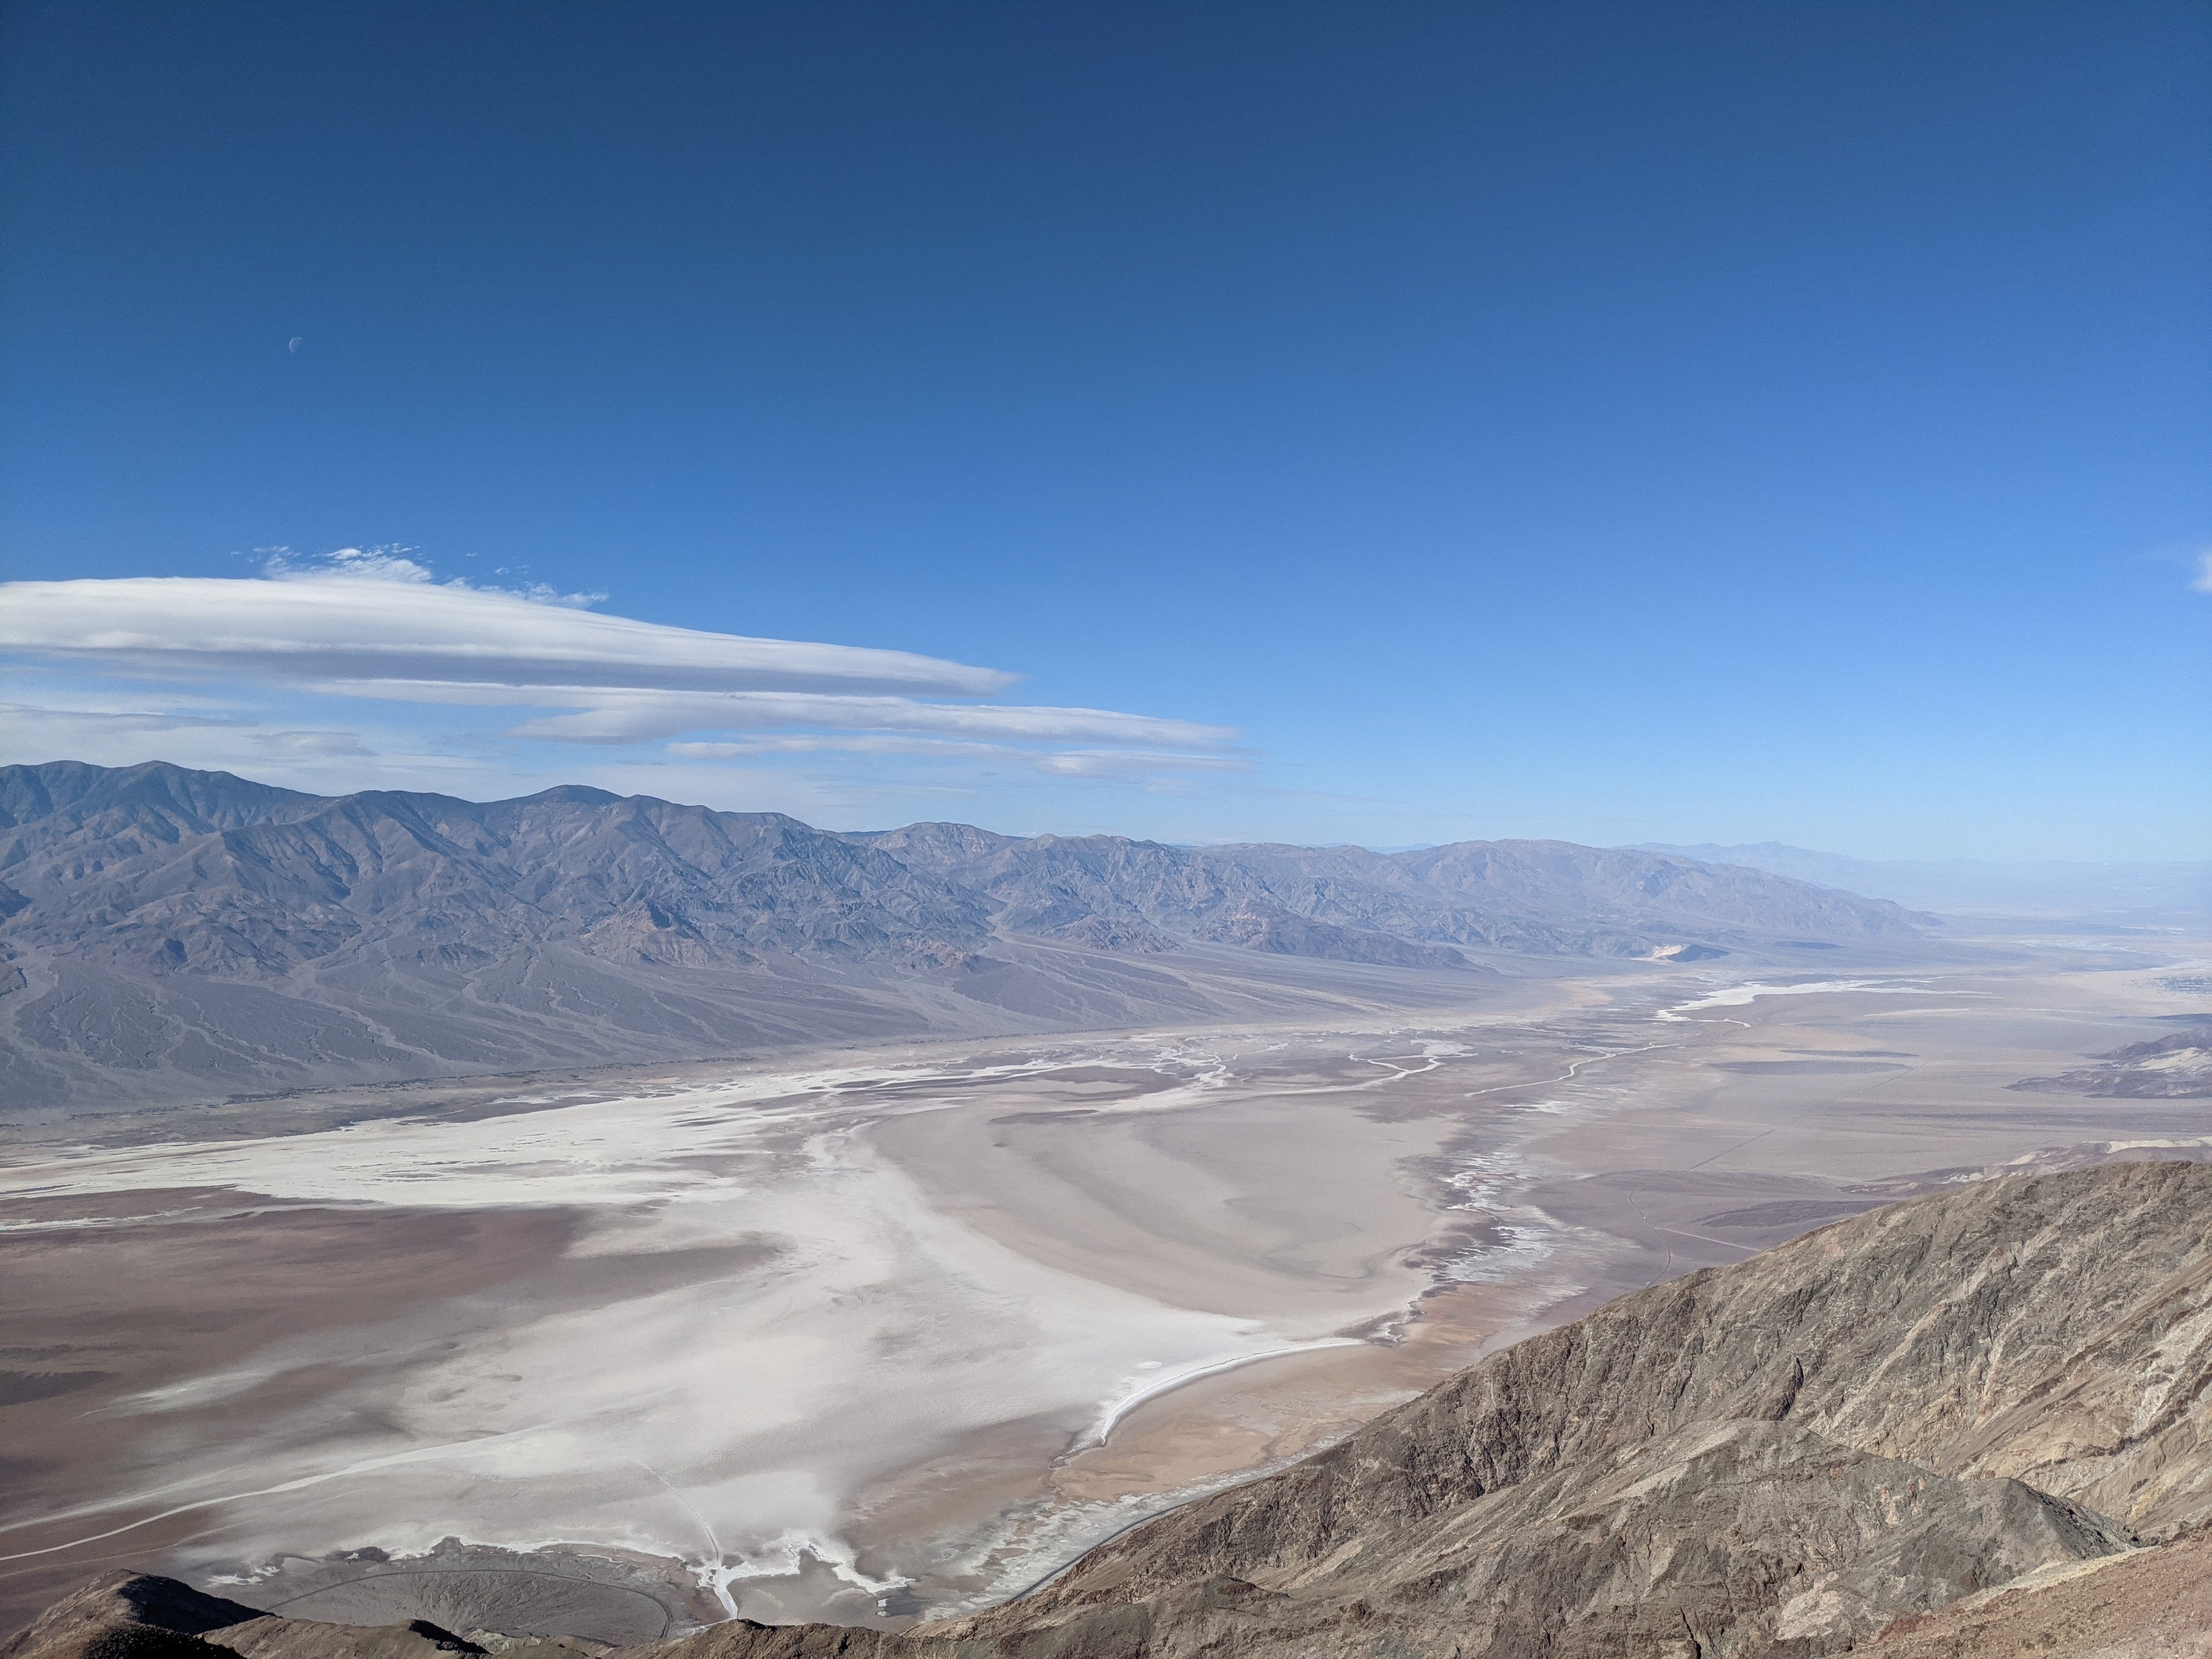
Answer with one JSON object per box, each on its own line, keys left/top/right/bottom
{"left": 0, "top": 574, "right": 1014, "bottom": 697}
{"left": 0, "top": 566, "right": 1237, "bottom": 771}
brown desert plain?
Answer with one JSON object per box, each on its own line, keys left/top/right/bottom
{"left": 2, "top": 922, "right": 2207, "bottom": 1642}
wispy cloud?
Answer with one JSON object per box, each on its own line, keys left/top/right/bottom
{"left": 2193, "top": 548, "right": 2212, "bottom": 593}
{"left": 499, "top": 688, "right": 1229, "bottom": 748}
{"left": 666, "top": 736, "right": 1249, "bottom": 778}
{"left": 0, "top": 550, "right": 1240, "bottom": 794}
{"left": 1032, "top": 749, "right": 1250, "bottom": 778}
{"left": 669, "top": 735, "right": 1012, "bottom": 759}
{"left": 0, "top": 699, "right": 252, "bottom": 744}
{"left": 0, "top": 691, "right": 472, "bottom": 789}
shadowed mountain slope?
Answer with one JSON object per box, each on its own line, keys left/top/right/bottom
{"left": 0, "top": 1574, "right": 488, "bottom": 1659}
{"left": 1, "top": 762, "right": 1923, "bottom": 1113}
{"left": 10, "top": 1162, "right": 2207, "bottom": 1659}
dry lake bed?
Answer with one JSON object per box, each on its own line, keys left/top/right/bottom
{"left": 4, "top": 926, "right": 2207, "bottom": 1638}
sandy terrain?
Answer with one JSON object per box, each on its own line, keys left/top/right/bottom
{"left": 2, "top": 928, "right": 2207, "bottom": 1637}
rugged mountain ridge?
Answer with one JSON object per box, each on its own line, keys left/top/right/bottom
{"left": 864, "top": 826, "right": 1925, "bottom": 959}
{"left": 0, "top": 761, "right": 1925, "bottom": 1112}
{"left": 0, "top": 763, "right": 994, "bottom": 974}
{"left": 10, "top": 1162, "right": 2209, "bottom": 1659}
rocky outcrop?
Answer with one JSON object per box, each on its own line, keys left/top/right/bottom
{"left": 2009, "top": 1022, "right": 2212, "bottom": 1100}
{"left": 13, "top": 1162, "right": 2212, "bottom": 1659}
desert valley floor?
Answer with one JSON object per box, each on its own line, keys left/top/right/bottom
{"left": 2, "top": 925, "right": 2207, "bottom": 1640}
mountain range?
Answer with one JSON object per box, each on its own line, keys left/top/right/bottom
{"left": 0, "top": 761, "right": 1927, "bottom": 1113}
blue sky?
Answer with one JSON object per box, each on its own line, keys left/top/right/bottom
{"left": 2, "top": 1, "right": 2206, "bottom": 858}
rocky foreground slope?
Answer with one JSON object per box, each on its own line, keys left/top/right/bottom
{"left": 0, "top": 760, "right": 1925, "bottom": 1112}
{"left": 10, "top": 1161, "right": 2210, "bottom": 1659}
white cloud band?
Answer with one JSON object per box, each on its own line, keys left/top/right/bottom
{"left": 1, "top": 575, "right": 1015, "bottom": 696}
